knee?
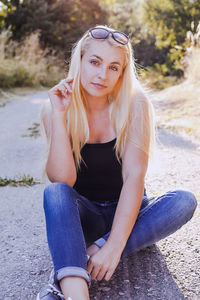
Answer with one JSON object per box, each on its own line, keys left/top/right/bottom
{"left": 43, "top": 182, "right": 76, "bottom": 211}
{"left": 172, "top": 190, "right": 197, "bottom": 218}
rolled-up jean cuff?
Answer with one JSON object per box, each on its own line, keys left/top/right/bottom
{"left": 55, "top": 266, "right": 91, "bottom": 288}
{"left": 94, "top": 237, "right": 106, "bottom": 248}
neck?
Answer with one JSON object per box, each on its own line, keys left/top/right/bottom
{"left": 84, "top": 94, "right": 109, "bottom": 115}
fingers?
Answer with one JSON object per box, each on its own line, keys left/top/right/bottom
{"left": 95, "top": 262, "right": 114, "bottom": 281}
{"left": 52, "top": 78, "right": 73, "bottom": 98}
{"left": 87, "top": 258, "right": 101, "bottom": 280}
{"left": 87, "top": 246, "right": 120, "bottom": 282}
{"left": 90, "top": 266, "right": 101, "bottom": 280}
{"left": 63, "top": 82, "right": 72, "bottom": 93}
{"left": 89, "top": 263, "right": 112, "bottom": 281}
{"left": 104, "top": 269, "right": 114, "bottom": 281}
{"left": 96, "top": 268, "right": 108, "bottom": 281}
{"left": 87, "top": 259, "right": 94, "bottom": 274}
{"left": 65, "top": 78, "right": 73, "bottom": 86}
{"left": 87, "top": 258, "right": 110, "bottom": 281}
{"left": 63, "top": 77, "right": 74, "bottom": 89}
{"left": 60, "top": 78, "right": 73, "bottom": 94}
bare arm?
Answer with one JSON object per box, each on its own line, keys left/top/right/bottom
{"left": 105, "top": 96, "right": 151, "bottom": 251}
{"left": 43, "top": 78, "right": 77, "bottom": 186}
{"left": 106, "top": 145, "right": 148, "bottom": 251}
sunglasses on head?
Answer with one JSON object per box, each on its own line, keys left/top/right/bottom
{"left": 88, "top": 27, "right": 129, "bottom": 45}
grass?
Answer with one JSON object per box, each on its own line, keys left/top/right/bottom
{"left": 195, "top": 193, "right": 200, "bottom": 202}
{"left": 21, "top": 122, "right": 41, "bottom": 138}
{"left": 0, "top": 102, "right": 6, "bottom": 107}
{"left": 0, "top": 175, "right": 40, "bottom": 187}
{"left": 154, "top": 81, "right": 200, "bottom": 142}
{"left": 140, "top": 69, "right": 183, "bottom": 91}
{"left": 152, "top": 46, "right": 200, "bottom": 142}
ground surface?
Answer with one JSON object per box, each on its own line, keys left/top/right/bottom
{"left": 0, "top": 90, "right": 199, "bottom": 300}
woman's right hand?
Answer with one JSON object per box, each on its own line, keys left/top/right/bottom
{"left": 48, "top": 78, "right": 74, "bottom": 113}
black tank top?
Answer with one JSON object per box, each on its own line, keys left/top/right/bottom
{"left": 73, "top": 138, "right": 123, "bottom": 202}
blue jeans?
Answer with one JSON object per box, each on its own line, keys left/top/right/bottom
{"left": 43, "top": 183, "right": 197, "bottom": 286}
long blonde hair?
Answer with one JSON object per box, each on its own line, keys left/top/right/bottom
{"left": 40, "top": 25, "right": 155, "bottom": 179}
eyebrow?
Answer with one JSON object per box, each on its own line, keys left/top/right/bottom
{"left": 90, "top": 55, "right": 121, "bottom": 65}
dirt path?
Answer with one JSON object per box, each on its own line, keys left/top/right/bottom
{"left": 0, "top": 90, "right": 199, "bottom": 300}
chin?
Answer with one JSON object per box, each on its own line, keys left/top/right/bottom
{"left": 87, "top": 89, "right": 109, "bottom": 98}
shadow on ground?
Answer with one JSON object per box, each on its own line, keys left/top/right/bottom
{"left": 157, "top": 128, "right": 199, "bottom": 151}
{"left": 88, "top": 245, "right": 185, "bottom": 300}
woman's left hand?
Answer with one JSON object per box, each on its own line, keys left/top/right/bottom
{"left": 87, "top": 243, "right": 122, "bottom": 281}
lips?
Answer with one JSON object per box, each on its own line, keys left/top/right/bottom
{"left": 91, "top": 82, "right": 107, "bottom": 88}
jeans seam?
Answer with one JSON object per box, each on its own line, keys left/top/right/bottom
{"left": 137, "top": 192, "right": 177, "bottom": 221}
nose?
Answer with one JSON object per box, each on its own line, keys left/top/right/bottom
{"left": 98, "top": 66, "right": 107, "bottom": 79}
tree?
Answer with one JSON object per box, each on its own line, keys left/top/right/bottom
{"left": 143, "top": 0, "right": 200, "bottom": 74}
{"left": 103, "top": 0, "right": 164, "bottom": 69}
{"left": 2, "top": 0, "right": 108, "bottom": 57}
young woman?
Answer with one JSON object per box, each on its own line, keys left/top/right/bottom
{"left": 37, "top": 26, "right": 197, "bottom": 300}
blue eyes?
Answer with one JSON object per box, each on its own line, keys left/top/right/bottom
{"left": 90, "top": 60, "right": 118, "bottom": 71}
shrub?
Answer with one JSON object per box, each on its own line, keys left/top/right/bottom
{"left": 0, "top": 29, "right": 65, "bottom": 88}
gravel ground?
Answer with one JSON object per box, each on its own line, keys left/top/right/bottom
{"left": 0, "top": 90, "right": 199, "bottom": 300}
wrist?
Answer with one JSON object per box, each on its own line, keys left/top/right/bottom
{"left": 105, "top": 236, "right": 126, "bottom": 253}
{"left": 52, "top": 110, "right": 67, "bottom": 122}
{"left": 103, "top": 237, "right": 125, "bottom": 255}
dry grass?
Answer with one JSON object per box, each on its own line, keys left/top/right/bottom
{"left": 184, "top": 47, "right": 200, "bottom": 83}
{"left": 152, "top": 42, "right": 200, "bottom": 142}
{"left": 0, "top": 30, "right": 65, "bottom": 89}
{"left": 154, "top": 81, "right": 200, "bottom": 141}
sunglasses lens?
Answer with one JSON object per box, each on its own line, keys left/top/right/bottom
{"left": 90, "top": 28, "right": 109, "bottom": 39}
{"left": 89, "top": 28, "right": 129, "bottom": 45}
{"left": 113, "top": 32, "right": 129, "bottom": 45}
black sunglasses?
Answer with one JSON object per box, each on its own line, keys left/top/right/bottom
{"left": 88, "top": 27, "right": 129, "bottom": 45}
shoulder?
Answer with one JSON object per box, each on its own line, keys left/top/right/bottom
{"left": 130, "top": 89, "right": 151, "bottom": 111}
{"left": 128, "top": 90, "right": 154, "bottom": 128}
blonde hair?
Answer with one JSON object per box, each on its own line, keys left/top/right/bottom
{"left": 40, "top": 25, "right": 155, "bottom": 180}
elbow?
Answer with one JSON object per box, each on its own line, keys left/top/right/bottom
{"left": 48, "top": 176, "right": 77, "bottom": 187}
{"left": 46, "top": 169, "right": 77, "bottom": 187}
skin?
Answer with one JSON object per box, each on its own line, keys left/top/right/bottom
{"left": 80, "top": 39, "right": 124, "bottom": 112}
{"left": 47, "top": 38, "right": 149, "bottom": 299}
{"left": 79, "top": 40, "right": 125, "bottom": 143}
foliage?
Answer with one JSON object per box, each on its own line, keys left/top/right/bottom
{"left": 0, "top": 30, "right": 64, "bottom": 88}
{"left": 142, "top": 0, "right": 200, "bottom": 74}
{"left": 1, "top": 0, "right": 108, "bottom": 57}
{"left": 140, "top": 68, "right": 183, "bottom": 90}
{"left": 104, "top": 0, "right": 200, "bottom": 77}
{"left": 104, "top": 0, "right": 161, "bottom": 68}
{"left": 0, "top": 174, "right": 40, "bottom": 186}
{"left": 1, "top": 0, "right": 200, "bottom": 84}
